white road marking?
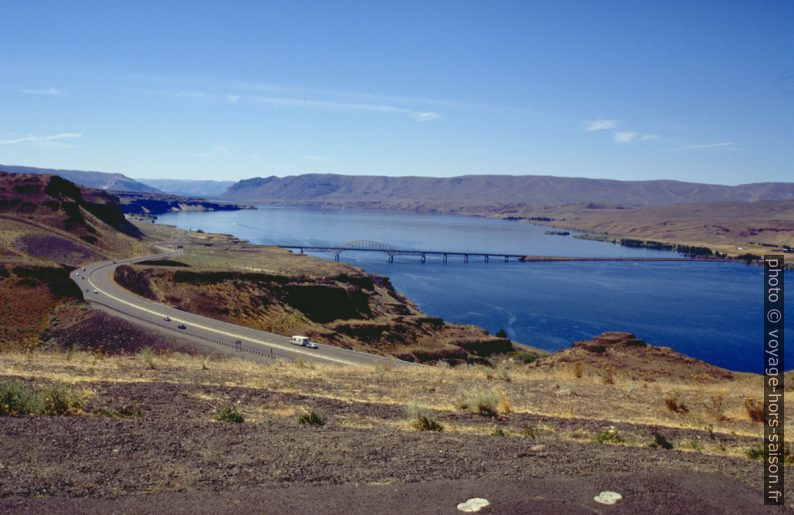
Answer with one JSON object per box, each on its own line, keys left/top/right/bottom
{"left": 84, "top": 258, "right": 357, "bottom": 366}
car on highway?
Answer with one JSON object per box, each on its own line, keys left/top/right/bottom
{"left": 164, "top": 316, "right": 171, "bottom": 321}
{"left": 84, "top": 288, "right": 90, "bottom": 293}
{"left": 177, "top": 324, "right": 186, "bottom": 330}
{"left": 93, "top": 290, "right": 99, "bottom": 294}
{"left": 290, "top": 335, "right": 318, "bottom": 349}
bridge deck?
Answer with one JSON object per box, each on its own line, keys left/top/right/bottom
{"left": 275, "top": 245, "right": 715, "bottom": 263}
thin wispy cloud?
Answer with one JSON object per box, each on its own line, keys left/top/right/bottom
{"left": 613, "top": 131, "right": 637, "bottom": 144}
{"left": 302, "top": 155, "right": 330, "bottom": 162}
{"left": 639, "top": 133, "right": 660, "bottom": 141}
{"left": 0, "top": 132, "right": 81, "bottom": 148}
{"left": 156, "top": 89, "right": 441, "bottom": 122}
{"left": 20, "top": 87, "right": 66, "bottom": 96}
{"left": 584, "top": 119, "right": 617, "bottom": 131}
{"left": 674, "top": 142, "right": 737, "bottom": 151}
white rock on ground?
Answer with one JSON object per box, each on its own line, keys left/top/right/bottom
{"left": 594, "top": 491, "right": 623, "bottom": 505}
{"left": 457, "top": 497, "right": 491, "bottom": 512}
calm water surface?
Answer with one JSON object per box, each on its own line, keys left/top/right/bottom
{"left": 158, "top": 206, "right": 792, "bottom": 373}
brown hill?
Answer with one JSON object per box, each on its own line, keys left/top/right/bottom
{"left": 0, "top": 172, "right": 145, "bottom": 265}
{"left": 222, "top": 173, "right": 794, "bottom": 208}
{"left": 0, "top": 172, "right": 149, "bottom": 350}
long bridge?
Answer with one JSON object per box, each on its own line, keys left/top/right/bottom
{"left": 275, "top": 240, "right": 707, "bottom": 264}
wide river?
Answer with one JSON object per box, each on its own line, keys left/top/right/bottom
{"left": 158, "top": 205, "right": 791, "bottom": 373}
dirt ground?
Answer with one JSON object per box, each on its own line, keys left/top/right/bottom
{"left": 0, "top": 347, "right": 789, "bottom": 513}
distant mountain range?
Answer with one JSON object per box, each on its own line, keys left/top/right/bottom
{"left": 221, "top": 173, "right": 794, "bottom": 207}
{"left": 136, "top": 179, "right": 235, "bottom": 197}
{"left": 0, "top": 164, "right": 159, "bottom": 194}
{"left": 6, "top": 165, "right": 794, "bottom": 208}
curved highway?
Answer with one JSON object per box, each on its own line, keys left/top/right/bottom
{"left": 71, "top": 248, "right": 412, "bottom": 367}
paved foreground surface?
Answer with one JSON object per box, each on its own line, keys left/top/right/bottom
{"left": 71, "top": 251, "right": 410, "bottom": 367}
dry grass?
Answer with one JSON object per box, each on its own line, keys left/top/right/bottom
{"left": 0, "top": 350, "right": 783, "bottom": 448}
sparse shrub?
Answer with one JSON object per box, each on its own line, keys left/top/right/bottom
{"left": 201, "top": 357, "right": 211, "bottom": 370}
{"left": 414, "top": 414, "right": 444, "bottom": 432}
{"left": 664, "top": 392, "right": 689, "bottom": 413}
{"left": 456, "top": 388, "right": 500, "bottom": 418}
{"left": 746, "top": 447, "right": 764, "bottom": 460}
{"left": 512, "top": 351, "right": 538, "bottom": 364}
{"left": 101, "top": 403, "right": 143, "bottom": 418}
{"left": 744, "top": 398, "right": 764, "bottom": 423}
{"left": 138, "top": 346, "right": 156, "bottom": 369}
{"left": 298, "top": 410, "right": 326, "bottom": 427}
{"left": 688, "top": 438, "right": 703, "bottom": 451}
{"left": 405, "top": 403, "right": 444, "bottom": 432}
{"left": 522, "top": 425, "right": 538, "bottom": 440}
{"left": 601, "top": 367, "right": 615, "bottom": 385}
{"left": 573, "top": 362, "right": 583, "bottom": 379}
{"left": 650, "top": 432, "right": 673, "bottom": 450}
{"left": 215, "top": 405, "right": 244, "bottom": 423}
{"left": 0, "top": 379, "right": 40, "bottom": 416}
{"left": 485, "top": 364, "right": 511, "bottom": 382}
{"left": 593, "top": 426, "right": 624, "bottom": 444}
{"left": 707, "top": 395, "right": 725, "bottom": 421}
{"left": 39, "top": 383, "right": 84, "bottom": 416}
{"left": 491, "top": 427, "right": 507, "bottom": 437}
{"left": 496, "top": 328, "right": 508, "bottom": 339}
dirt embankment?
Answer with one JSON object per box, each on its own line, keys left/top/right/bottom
{"left": 0, "top": 264, "right": 82, "bottom": 350}
{"left": 114, "top": 264, "right": 514, "bottom": 363}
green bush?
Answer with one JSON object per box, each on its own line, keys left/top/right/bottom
{"left": 40, "top": 383, "right": 85, "bottom": 416}
{"left": 215, "top": 405, "right": 244, "bottom": 423}
{"left": 593, "top": 427, "right": 624, "bottom": 444}
{"left": 0, "top": 379, "right": 83, "bottom": 417}
{"left": 512, "top": 351, "right": 538, "bottom": 364}
{"left": 746, "top": 447, "right": 764, "bottom": 460}
{"left": 0, "top": 379, "right": 40, "bottom": 416}
{"left": 298, "top": 410, "right": 326, "bottom": 427}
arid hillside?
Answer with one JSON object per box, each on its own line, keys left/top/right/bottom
{"left": 0, "top": 172, "right": 149, "bottom": 350}
{"left": 222, "top": 173, "right": 794, "bottom": 207}
{"left": 485, "top": 201, "right": 794, "bottom": 258}
{"left": 0, "top": 332, "right": 789, "bottom": 512}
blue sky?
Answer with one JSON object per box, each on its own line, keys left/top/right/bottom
{"left": 1, "top": 1, "right": 792, "bottom": 183}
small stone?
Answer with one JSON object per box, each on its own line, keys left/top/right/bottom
{"left": 457, "top": 497, "right": 491, "bottom": 512}
{"left": 594, "top": 491, "right": 622, "bottom": 505}
{"left": 530, "top": 444, "right": 546, "bottom": 452}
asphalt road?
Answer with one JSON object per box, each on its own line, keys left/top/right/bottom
{"left": 71, "top": 249, "right": 412, "bottom": 367}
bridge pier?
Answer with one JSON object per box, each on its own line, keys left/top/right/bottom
{"left": 334, "top": 252, "right": 340, "bottom": 261}
{"left": 300, "top": 248, "right": 304, "bottom": 255}
{"left": 504, "top": 255, "right": 508, "bottom": 262}
{"left": 464, "top": 254, "right": 468, "bottom": 263}
{"left": 484, "top": 255, "right": 489, "bottom": 263}
{"left": 388, "top": 253, "right": 394, "bottom": 263}
{"left": 421, "top": 252, "right": 426, "bottom": 263}
{"left": 443, "top": 253, "right": 447, "bottom": 263}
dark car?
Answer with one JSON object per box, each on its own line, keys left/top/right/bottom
{"left": 177, "top": 324, "right": 186, "bottom": 330}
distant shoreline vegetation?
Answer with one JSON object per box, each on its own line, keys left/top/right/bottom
{"left": 573, "top": 233, "right": 792, "bottom": 268}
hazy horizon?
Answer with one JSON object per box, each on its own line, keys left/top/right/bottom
{"left": 2, "top": 1, "right": 792, "bottom": 183}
